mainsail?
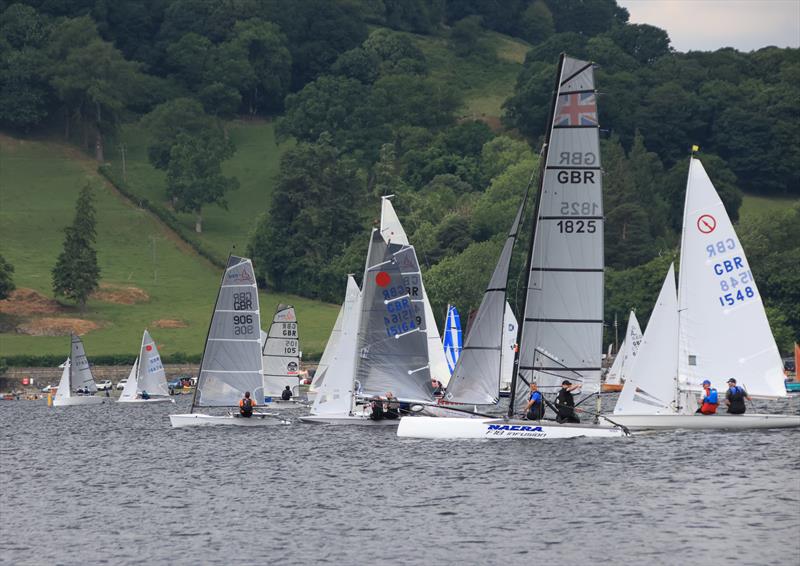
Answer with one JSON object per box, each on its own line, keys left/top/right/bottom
{"left": 311, "top": 276, "right": 361, "bottom": 415}
{"left": 138, "top": 330, "right": 169, "bottom": 396}
{"left": 193, "top": 256, "right": 264, "bottom": 408}
{"left": 606, "top": 311, "right": 642, "bottom": 386}
{"left": 380, "top": 197, "right": 451, "bottom": 385}
{"left": 614, "top": 265, "right": 678, "bottom": 415}
{"left": 261, "top": 305, "right": 301, "bottom": 397}
{"left": 356, "top": 230, "right": 434, "bottom": 402}
{"left": 513, "top": 55, "right": 604, "bottom": 414}
{"left": 677, "top": 158, "right": 785, "bottom": 400}
{"left": 445, "top": 200, "right": 526, "bottom": 405}
{"left": 442, "top": 305, "right": 463, "bottom": 376}
{"left": 70, "top": 333, "right": 97, "bottom": 392}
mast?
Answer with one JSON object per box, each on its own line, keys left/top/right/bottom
{"left": 189, "top": 254, "right": 231, "bottom": 413}
{"left": 675, "top": 149, "right": 695, "bottom": 412}
{"left": 508, "top": 53, "right": 565, "bottom": 418}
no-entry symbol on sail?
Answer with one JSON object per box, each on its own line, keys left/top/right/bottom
{"left": 375, "top": 271, "right": 391, "bottom": 287}
{"left": 696, "top": 214, "right": 716, "bottom": 234}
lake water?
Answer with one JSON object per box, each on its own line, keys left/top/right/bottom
{"left": 1, "top": 394, "right": 799, "bottom": 565}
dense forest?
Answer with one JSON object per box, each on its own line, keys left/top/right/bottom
{"left": 1, "top": 0, "right": 798, "bottom": 350}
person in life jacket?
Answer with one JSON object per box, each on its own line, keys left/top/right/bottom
{"left": 369, "top": 395, "right": 385, "bottom": 420}
{"left": 725, "top": 378, "right": 750, "bottom": 414}
{"left": 695, "top": 379, "right": 719, "bottom": 414}
{"left": 239, "top": 391, "right": 255, "bottom": 418}
{"left": 524, "top": 383, "right": 545, "bottom": 420}
{"left": 281, "top": 385, "right": 292, "bottom": 401}
{"left": 384, "top": 391, "right": 400, "bottom": 420}
{"left": 555, "top": 380, "right": 581, "bottom": 423}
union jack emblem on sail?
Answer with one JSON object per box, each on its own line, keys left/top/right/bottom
{"left": 554, "top": 93, "right": 597, "bottom": 126}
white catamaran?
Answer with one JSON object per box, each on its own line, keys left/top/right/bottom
{"left": 261, "top": 304, "right": 302, "bottom": 402}
{"left": 399, "top": 54, "right": 627, "bottom": 440}
{"left": 52, "top": 334, "right": 104, "bottom": 406}
{"left": 118, "top": 330, "right": 174, "bottom": 404}
{"left": 603, "top": 311, "right": 642, "bottom": 392}
{"left": 610, "top": 158, "right": 800, "bottom": 430}
{"left": 170, "top": 256, "right": 288, "bottom": 427}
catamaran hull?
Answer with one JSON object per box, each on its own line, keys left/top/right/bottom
{"left": 298, "top": 414, "right": 399, "bottom": 426}
{"left": 608, "top": 413, "right": 800, "bottom": 430}
{"left": 169, "top": 412, "right": 290, "bottom": 428}
{"left": 52, "top": 396, "right": 105, "bottom": 407}
{"left": 397, "top": 416, "right": 627, "bottom": 439}
{"left": 118, "top": 397, "right": 175, "bottom": 404}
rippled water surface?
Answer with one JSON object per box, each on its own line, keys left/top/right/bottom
{"left": 2, "top": 395, "right": 799, "bottom": 565}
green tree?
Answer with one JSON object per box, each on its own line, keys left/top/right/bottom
{"left": 450, "top": 16, "right": 483, "bottom": 57}
{"left": 141, "top": 98, "right": 218, "bottom": 169}
{"left": 52, "top": 185, "right": 100, "bottom": 311}
{"left": 166, "top": 132, "right": 239, "bottom": 233}
{"left": 521, "top": 1, "right": 555, "bottom": 44}
{"left": 0, "top": 254, "right": 15, "bottom": 300}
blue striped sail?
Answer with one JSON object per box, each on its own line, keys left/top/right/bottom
{"left": 442, "top": 305, "right": 463, "bottom": 376}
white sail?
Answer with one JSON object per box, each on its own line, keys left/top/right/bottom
{"left": 261, "top": 305, "right": 301, "bottom": 397}
{"left": 515, "top": 56, "right": 604, "bottom": 412}
{"left": 500, "top": 302, "right": 518, "bottom": 391}
{"left": 312, "top": 276, "right": 361, "bottom": 415}
{"left": 310, "top": 301, "right": 345, "bottom": 391}
{"left": 614, "top": 265, "right": 679, "bottom": 415}
{"left": 119, "top": 358, "right": 140, "bottom": 401}
{"left": 380, "top": 197, "right": 451, "bottom": 385}
{"left": 677, "top": 158, "right": 785, "bottom": 399}
{"left": 70, "top": 334, "right": 97, "bottom": 392}
{"left": 194, "top": 256, "right": 264, "bottom": 406}
{"left": 606, "top": 311, "right": 642, "bottom": 386}
{"left": 54, "top": 358, "right": 71, "bottom": 401}
{"left": 138, "top": 330, "right": 169, "bottom": 396}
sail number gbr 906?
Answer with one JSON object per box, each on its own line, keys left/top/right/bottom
{"left": 232, "top": 291, "right": 255, "bottom": 336}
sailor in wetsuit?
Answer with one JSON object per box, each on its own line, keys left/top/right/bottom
{"left": 555, "top": 380, "right": 581, "bottom": 423}
{"left": 239, "top": 391, "right": 255, "bottom": 418}
{"left": 725, "top": 378, "right": 750, "bottom": 414}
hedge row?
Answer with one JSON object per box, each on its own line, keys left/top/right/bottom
{"left": 97, "top": 165, "right": 225, "bottom": 269}
{"left": 3, "top": 352, "right": 202, "bottom": 367}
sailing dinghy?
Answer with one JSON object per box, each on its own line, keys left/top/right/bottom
{"left": 609, "top": 158, "right": 800, "bottom": 430}
{"left": 118, "top": 330, "right": 174, "bottom": 404}
{"left": 52, "top": 334, "right": 104, "bottom": 406}
{"left": 261, "top": 304, "right": 302, "bottom": 402}
{"left": 602, "top": 311, "right": 642, "bottom": 392}
{"left": 399, "top": 55, "right": 626, "bottom": 440}
{"left": 170, "top": 256, "right": 288, "bottom": 427}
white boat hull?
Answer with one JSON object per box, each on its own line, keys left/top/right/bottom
{"left": 608, "top": 413, "right": 800, "bottom": 431}
{"left": 397, "top": 416, "right": 627, "bottom": 439}
{"left": 52, "top": 396, "right": 105, "bottom": 407}
{"left": 170, "top": 412, "right": 290, "bottom": 428}
{"left": 298, "top": 414, "right": 399, "bottom": 426}
{"left": 118, "top": 397, "right": 175, "bottom": 404}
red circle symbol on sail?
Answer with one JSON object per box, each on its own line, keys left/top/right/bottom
{"left": 146, "top": 345, "right": 153, "bottom": 351}
{"left": 696, "top": 214, "right": 716, "bottom": 234}
{"left": 375, "top": 271, "right": 391, "bottom": 287}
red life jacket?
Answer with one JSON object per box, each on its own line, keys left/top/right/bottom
{"left": 700, "top": 387, "right": 718, "bottom": 414}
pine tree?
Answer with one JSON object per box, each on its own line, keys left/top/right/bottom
{"left": 0, "top": 254, "right": 15, "bottom": 300}
{"left": 52, "top": 185, "right": 100, "bottom": 311}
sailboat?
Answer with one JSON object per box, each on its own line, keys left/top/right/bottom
{"left": 52, "top": 334, "right": 104, "bottom": 406}
{"left": 118, "top": 330, "right": 174, "bottom": 404}
{"left": 399, "top": 54, "right": 627, "bottom": 439}
{"left": 602, "top": 311, "right": 642, "bottom": 392}
{"left": 300, "top": 230, "right": 435, "bottom": 425}
{"left": 442, "top": 304, "right": 463, "bottom": 377}
{"left": 260, "top": 304, "right": 302, "bottom": 402}
{"left": 170, "top": 256, "right": 288, "bottom": 427}
{"left": 610, "top": 157, "right": 800, "bottom": 430}
{"left": 306, "top": 299, "right": 345, "bottom": 402}
{"left": 380, "top": 196, "right": 451, "bottom": 386}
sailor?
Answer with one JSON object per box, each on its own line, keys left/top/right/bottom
{"left": 140, "top": 390, "right": 150, "bottom": 400}
{"left": 384, "top": 391, "right": 400, "bottom": 420}
{"left": 431, "top": 379, "right": 443, "bottom": 396}
{"left": 555, "top": 380, "right": 581, "bottom": 423}
{"left": 524, "top": 383, "right": 545, "bottom": 420}
{"left": 281, "top": 385, "right": 292, "bottom": 401}
{"left": 696, "top": 379, "right": 719, "bottom": 414}
{"left": 725, "top": 378, "right": 750, "bottom": 414}
{"left": 369, "top": 395, "right": 385, "bottom": 420}
{"left": 239, "top": 391, "right": 255, "bottom": 418}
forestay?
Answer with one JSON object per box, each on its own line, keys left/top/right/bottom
{"left": 311, "top": 276, "right": 361, "bottom": 415}
{"left": 442, "top": 305, "right": 463, "bottom": 376}
{"left": 356, "top": 231, "right": 434, "bottom": 402}
{"left": 380, "top": 197, "right": 450, "bottom": 385}
{"left": 194, "top": 256, "right": 264, "bottom": 407}
{"left": 614, "top": 265, "right": 678, "bottom": 415}
{"left": 262, "top": 305, "right": 301, "bottom": 396}
{"left": 515, "top": 55, "right": 604, "bottom": 413}
{"left": 606, "top": 311, "right": 642, "bottom": 386}
{"left": 446, "top": 200, "right": 525, "bottom": 405}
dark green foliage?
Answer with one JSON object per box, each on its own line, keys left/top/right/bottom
{"left": 383, "top": 0, "right": 443, "bottom": 33}
{"left": 51, "top": 185, "right": 101, "bottom": 311}
{"left": 0, "top": 254, "right": 15, "bottom": 300}
{"left": 450, "top": 16, "right": 483, "bottom": 57}
{"left": 141, "top": 98, "right": 218, "bottom": 169}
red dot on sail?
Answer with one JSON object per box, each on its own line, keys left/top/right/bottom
{"left": 375, "top": 271, "right": 391, "bottom": 287}
{"left": 146, "top": 345, "right": 153, "bottom": 351}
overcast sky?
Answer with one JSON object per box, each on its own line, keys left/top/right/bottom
{"left": 617, "top": 0, "right": 800, "bottom": 52}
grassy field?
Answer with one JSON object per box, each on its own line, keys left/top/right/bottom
{"left": 0, "top": 135, "right": 337, "bottom": 360}
{"left": 740, "top": 192, "right": 800, "bottom": 220}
